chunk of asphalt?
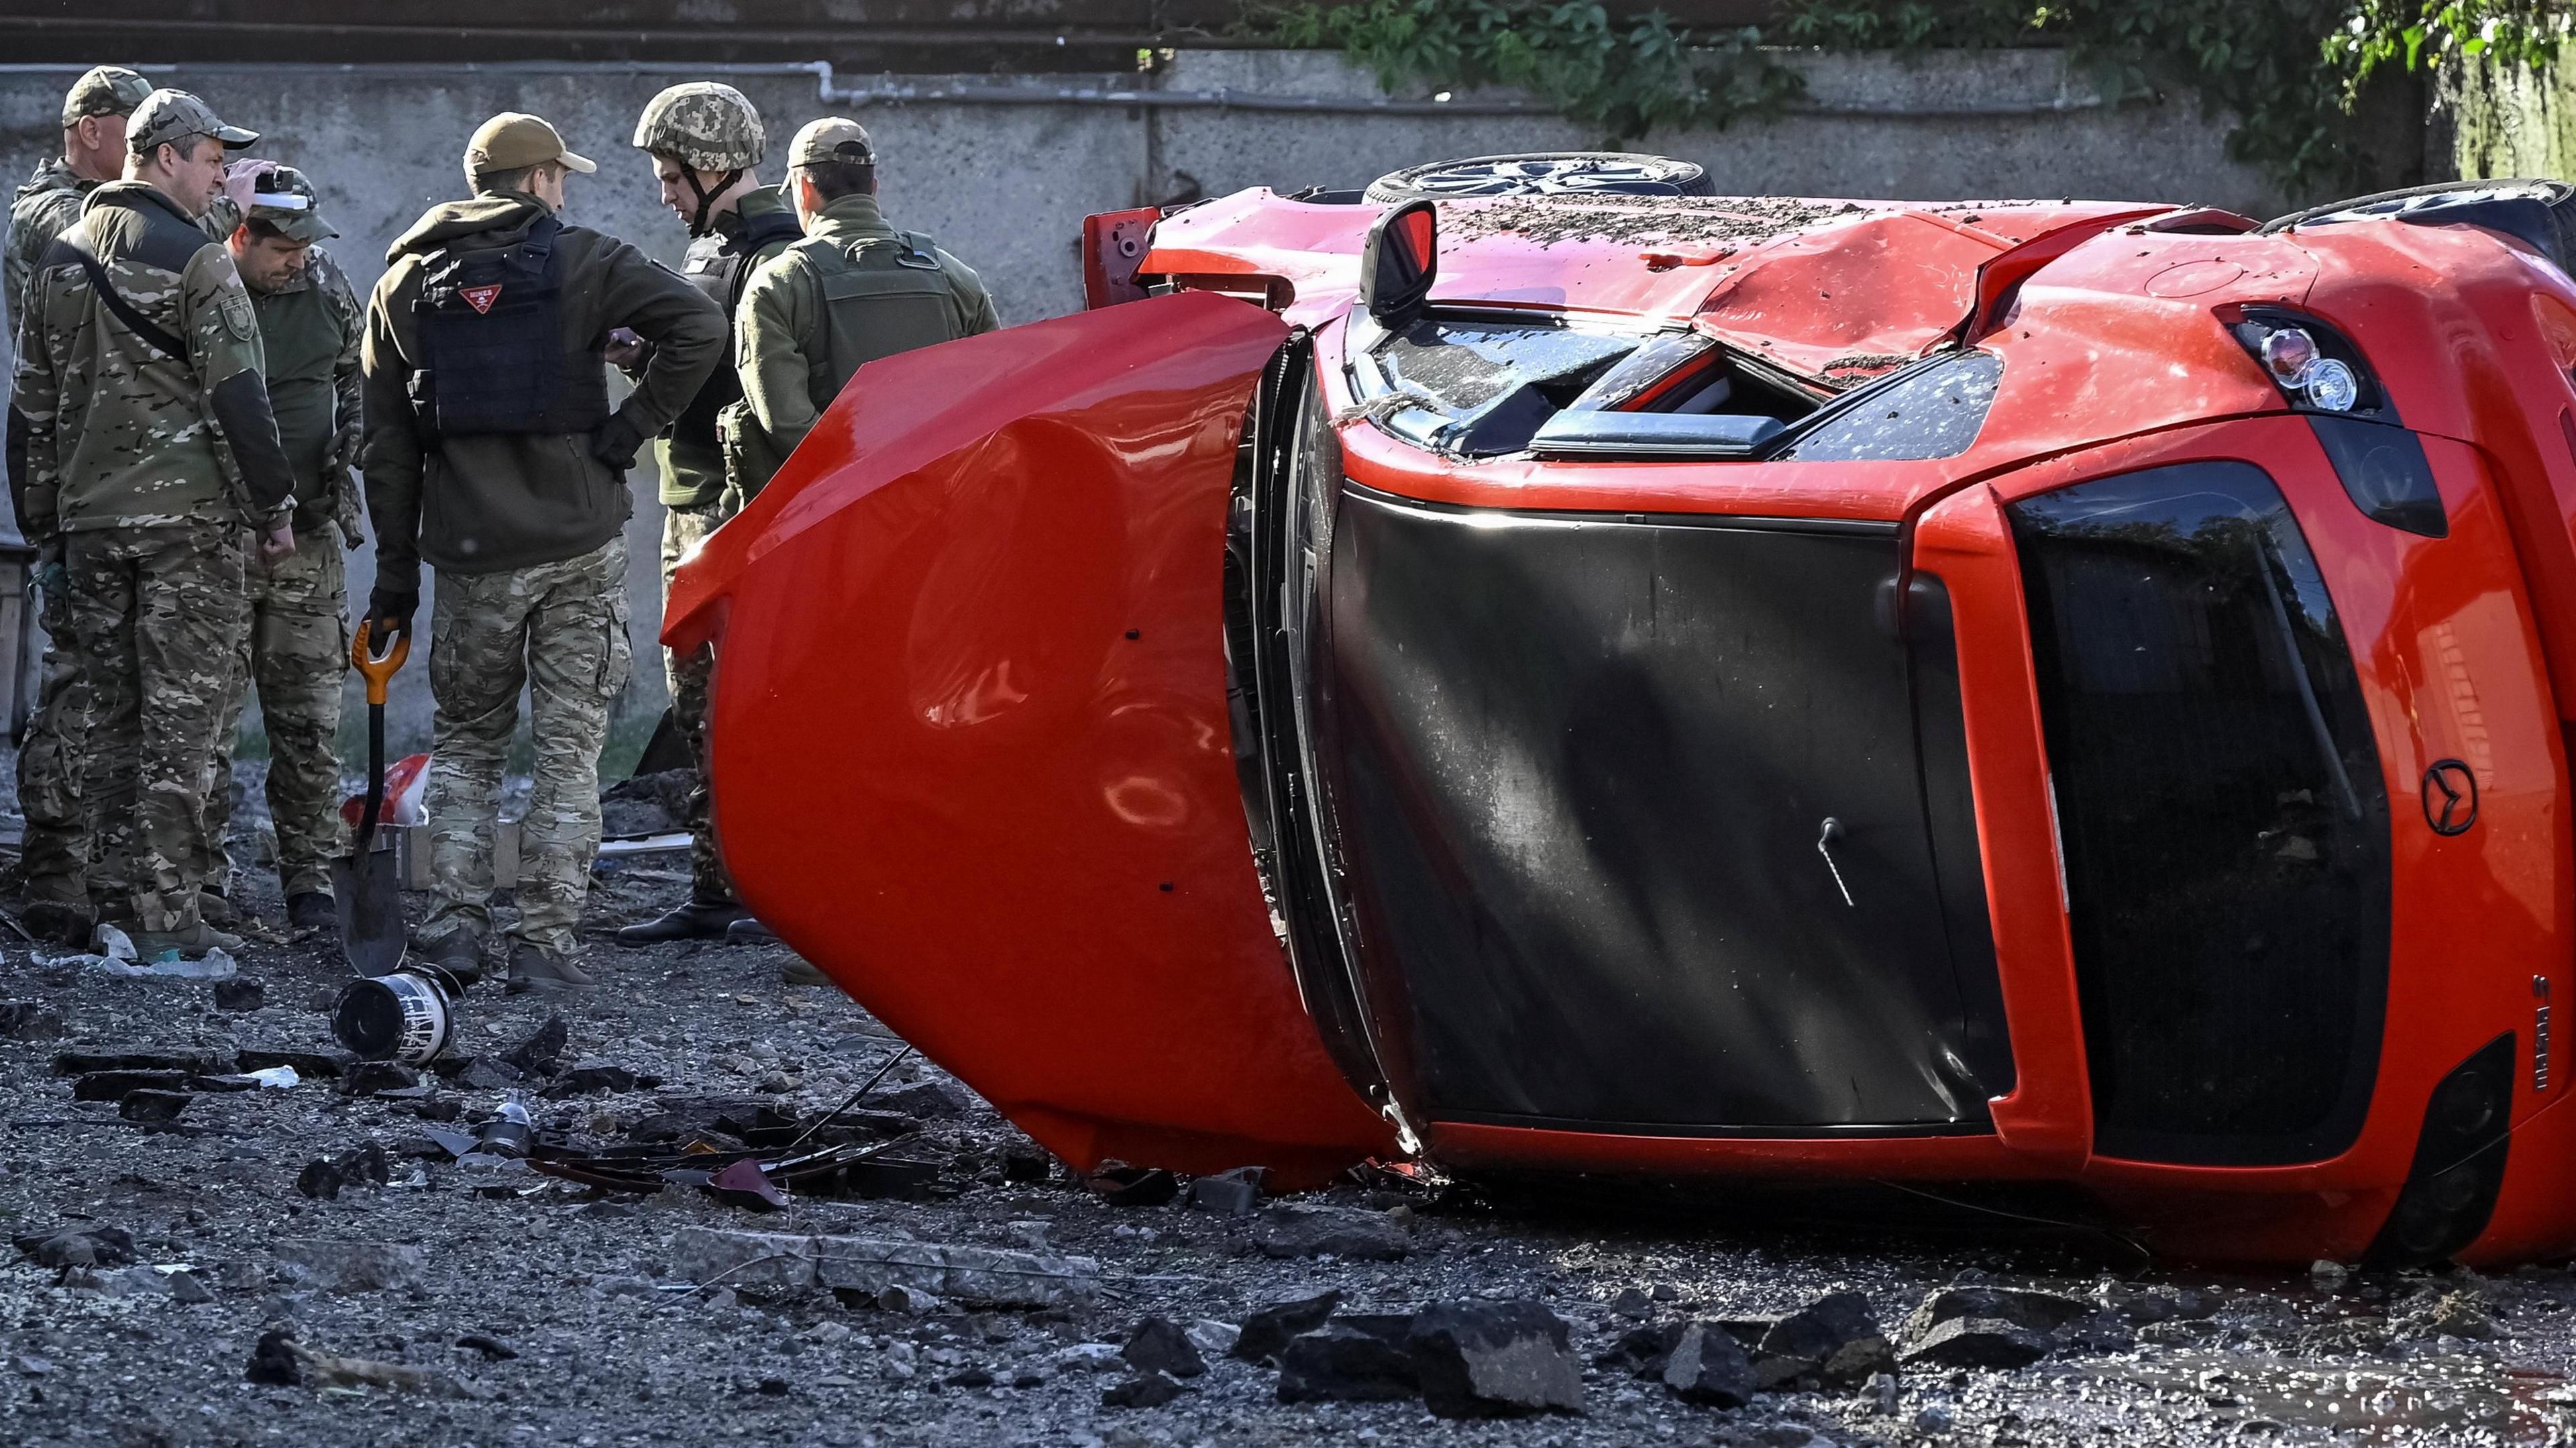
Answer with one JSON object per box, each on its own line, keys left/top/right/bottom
{"left": 1275, "top": 1326, "right": 1419, "bottom": 1404}
{"left": 1899, "top": 1286, "right": 2094, "bottom": 1343}
{"left": 211, "top": 977, "right": 266, "bottom": 1013}
{"left": 1661, "top": 1321, "right": 1755, "bottom": 1408}
{"left": 669, "top": 1226, "right": 1099, "bottom": 1308}
{"left": 1898, "top": 1316, "right": 2051, "bottom": 1370}
{"left": 1595, "top": 1321, "right": 1686, "bottom": 1378}
{"left": 1758, "top": 1290, "right": 1878, "bottom": 1362}
{"left": 1187, "top": 1166, "right": 1267, "bottom": 1217}
{"left": 501, "top": 1015, "right": 570, "bottom": 1077}
{"left": 1102, "top": 1371, "right": 1181, "bottom": 1408}
{"left": 72, "top": 1070, "right": 189, "bottom": 1100}
{"left": 237, "top": 1049, "right": 341, "bottom": 1079}
{"left": 1232, "top": 1289, "right": 1342, "bottom": 1364}
{"left": 1084, "top": 1163, "right": 1179, "bottom": 1207}
{"left": 54, "top": 1047, "right": 229, "bottom": 1076}
{"left": 0, "top": 1002, "right": 65, "bottom": 1040}
{"left": 273, "top": 1239, "right": 429, "bottom": 1294}
{"left": 1122, "top": 1316, "right": 1205, "bottom": 1378}
{"left": 118, "top": 1089, "right": 192, "bottom": 1124}
{"left": 339, "top": 1062, "right": 420, "bottom": 1096}
{"left": 13, "top": 1225, "right": 136, "bottom": 1268}
{"left": 1819, "top": 1333, "right": 1896, "bottom": 1388}
{"left": 1406, "top": 1300, "right": 1584, "bottom": 1418}
{"left": 1252, "top": 1204, "right": 1407, "bottom": 1261}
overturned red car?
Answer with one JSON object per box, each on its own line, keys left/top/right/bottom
{"left": 667, "top": 153, "right": 2576, "bottom": 1267}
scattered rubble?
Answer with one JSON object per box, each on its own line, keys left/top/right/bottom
{"left": 0, "top": 770, "right": 2565, "bottom": 1445}
{"left": 1252, "top": 1204, "right": 1408, "bottom": 1260}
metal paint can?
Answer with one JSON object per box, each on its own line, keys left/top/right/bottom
{"left": 331, "top": 971, "right": 454, "bottom": 1064}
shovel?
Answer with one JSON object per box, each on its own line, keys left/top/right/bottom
{"left": 333, "top": 619, "right": 409, "bottom": 976}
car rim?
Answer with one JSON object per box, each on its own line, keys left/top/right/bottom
{"left": 1397, "top": 156, "right": 1694, "bottom": 197}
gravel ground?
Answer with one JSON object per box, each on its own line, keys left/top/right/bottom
{"left": 0, "top": 764, "right": 2573, "bottom": 1447}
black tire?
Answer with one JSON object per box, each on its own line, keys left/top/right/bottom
{"left": 1363, "top": 152, "right": 1715, "bottom": 204}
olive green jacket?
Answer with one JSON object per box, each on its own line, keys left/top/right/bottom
{"left": 653, "top": 183, "right": 800, "bottom": 510}
{"left": 727, "top": 193, "right": 998, "bottom": 507}
{"left": 362, "top": 191, "right": 724, "bottom": 588}
{"left": 248, "top": 244, "right": 365, "bottom": 542}
{"left": 11, "top": 181, "right": 294, "bottom": 541}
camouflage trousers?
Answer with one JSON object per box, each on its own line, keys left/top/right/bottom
{"left": 16, "top": 570, "right": 89, "bottom": 905}
{"left": 422, "top": 536, "right": 632, "bottom": 955}
{"left": 207, "top": 539, "right": 350, "bottom": 897}
{"left": 62, "top": 521, "right": 248, "bottom": 933}
{"left": 662, "top": 500, "right": 733, "bottom": 905}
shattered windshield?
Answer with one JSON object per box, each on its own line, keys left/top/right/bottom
{"left": 1350, "top": 314, "right": 1821, "bottom": 458}
{"left": 1366, "top": 319, "right": 1636, "bottom": 455}
{"left": 1778, "top": 350, "right": 2004, "bottom": 462}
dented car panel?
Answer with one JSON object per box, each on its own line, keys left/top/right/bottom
{"left": 678, "top": 176, "right": 2576, "bottom": 1263}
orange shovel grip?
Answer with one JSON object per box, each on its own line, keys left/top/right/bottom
{"left": 350, "top": 619, "right": 410, "bottom": 706}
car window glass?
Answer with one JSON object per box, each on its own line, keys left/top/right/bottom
{"left": 1781, "top": 351, "right": 2004, "bottom": 462}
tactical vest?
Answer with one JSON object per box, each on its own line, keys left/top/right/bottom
{"left": 667, "top": 204, "right": 803, "bottom": 450}
{"left": 407, "top": 216, "right": 610, "bottom": 440}
{"left": 796, "top": 230, "right": 970, "bottom": 411}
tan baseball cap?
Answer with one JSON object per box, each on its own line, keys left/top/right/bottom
{"left": 464, "top": 113, "right": 596, "bottom": 183}
{"left": 60, "top": 66, "right": 152, "bottom": 129}
{"left": 786, "top": 117, "right": 875, "bottom": 168}
{"left": 127, "top": 89, "right": 257, "bottom": 155}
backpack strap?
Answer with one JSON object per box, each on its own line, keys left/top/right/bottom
{"left": 39, "top": 238, "right": 186, "bottom": 362}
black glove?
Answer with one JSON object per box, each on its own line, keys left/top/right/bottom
{"left": 364, "top": 586, "right": 417, "bottom": 650}
{"left": 589, "top": 414, "right": 647, "bottom": 474}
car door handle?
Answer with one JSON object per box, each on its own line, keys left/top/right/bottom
{"left": 1817, "top": 817, "right": 1856, "bottom": 908}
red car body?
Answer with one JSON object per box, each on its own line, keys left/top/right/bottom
{"left": 668, "top": 173, "right": 2576, "bottom": 1266}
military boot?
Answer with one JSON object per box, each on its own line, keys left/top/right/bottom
{"left": 18, "top": 896, "right": 93, "bottom": 949}
{"left": 506, "top": 941, "right": 597, "bottom": 995}
{"left": 126, "top": 919, "right": 245, "bottom": 960}
{"left": 418, "top": 929, "right": 486, "bottom": 990}
{"left": 724, "top": 916, "right": 778, "bottom": 944}
{"left": 284, "top": 890, "right": 335, "bottom": 935}
{"left": 198, "top": 887, "right": 241, "bottom": 930}
{"left": 781, "top": 956, "right": 830, "bottom": 987}
{"left": 614, "top": 899, "right": 750, "bottom": 945}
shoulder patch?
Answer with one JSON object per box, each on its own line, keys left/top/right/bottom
{"left": 219, "top": 289, "right": 255, "bottom": 341}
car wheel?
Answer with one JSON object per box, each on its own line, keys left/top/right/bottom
{"left": 1363, "top": 152, "right": 1715, "bottom": 203}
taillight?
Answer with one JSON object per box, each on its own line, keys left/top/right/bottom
{"left": 2226, "top": 305, "right": 2393, "bottom": 422}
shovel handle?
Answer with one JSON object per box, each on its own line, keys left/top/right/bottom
{"left": 350, "top": 619, "right": 409, "bottom": 707}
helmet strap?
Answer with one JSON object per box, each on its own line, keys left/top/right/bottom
{"left": 684, "top": 166, "right": 744, "bottom": 238}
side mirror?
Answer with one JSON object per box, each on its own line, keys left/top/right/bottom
{"left": 1360, "top": 199, "right": 1437, "bottom": 327}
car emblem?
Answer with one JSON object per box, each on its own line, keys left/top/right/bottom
{"left": 460, "top": 285, "right": 502, "bottom": 315}
{"left": 2421, "top": 759, "right": 2478, "bottom": 836}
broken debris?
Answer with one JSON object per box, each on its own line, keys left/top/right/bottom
{"left": 1662, "top": 1321, "right": 1755, "bottom": 1407}
{"left": 1254, "top": 1204, "right": 1408, "bottom": 1260}
{"left": 670, "top": 1227, "right": 1099, "bottom": 1308}
{"left": 1409, "top": 1300, "right": 1584, "bottom": 1418}
{"left": 1122, "top": 1316, "right": 1206, "bottom": 1378}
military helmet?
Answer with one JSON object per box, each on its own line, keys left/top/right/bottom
{"left": 633, "top": 83, "right": 764, "bottom": 172}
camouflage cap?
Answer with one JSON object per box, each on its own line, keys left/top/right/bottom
{"left": 127, "top": 89, "right": 257, "bottom": 155}
{"left": 786, "top": 117, "right": 875, "bottom": 169}
{"left": 465, "top": 112, "right": 596, "bottom": 186}
{"left": 245, "top": 164, "right": 336, "bottom": 244}
{"left": 633, "top": 83, "right": 765, "bottom": 172}
{"left": 60, "top": 66, "right": 152, "bottom": 129}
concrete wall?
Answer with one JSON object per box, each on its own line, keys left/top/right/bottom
{"left": 0, "top": 47, "right": 2284, "bottom": 760}
{"left": 2449, "top": 50, "right": 2576, "bottom": 183}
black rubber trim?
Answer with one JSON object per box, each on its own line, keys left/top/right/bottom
{"left": 2365, "top": 1032, "right": 2516, "bottom": 1268}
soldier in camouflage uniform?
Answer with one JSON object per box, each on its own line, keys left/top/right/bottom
{"left": 611, "top": 83, "right": 802, "bottom": 947}
{"left": 362, "top": 113, "right": 722, "bottom": 992}
{"left": 723, "top": 118, "right": 998, "bottom": 981}
{"left": 11, "top": 90, "right": 300, "bottom": 958}
{"left": 204, "top": 166, "right": 364, "bottom": 933}
{"left": 3, "top": 66, "right": 265, "bottom": 945}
